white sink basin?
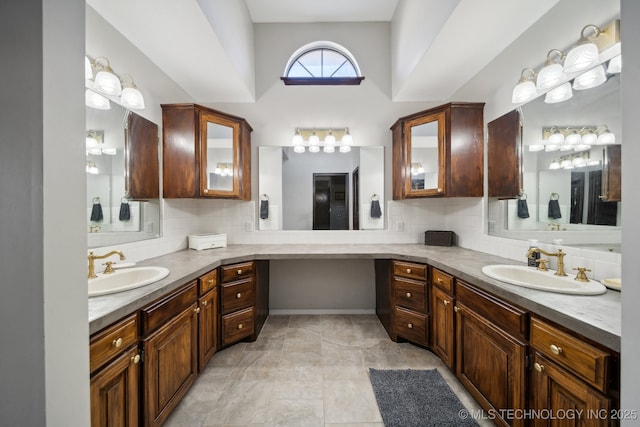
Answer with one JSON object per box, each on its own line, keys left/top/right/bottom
{"left": 481, "top": 265, "right": 607, "bottom": 295}
{"left": 89, "top": 266, "right": 170, "bottom": 297}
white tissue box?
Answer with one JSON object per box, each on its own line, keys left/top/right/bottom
{"left": 188, "top": 233, "right": 227, "bottom": 250}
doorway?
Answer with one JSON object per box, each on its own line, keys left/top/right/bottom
{"left": 313, "top": 173, "right": 349, "bottom": 230}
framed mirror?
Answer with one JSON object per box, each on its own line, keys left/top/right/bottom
{"left": 86, "top": 101, "right": 161, "bottom": 248}
{"left": 201, "top": 113, "right": 237, "bottom": 195}
{"left": 405, "top": 111, "right": 445, "bottom": 196}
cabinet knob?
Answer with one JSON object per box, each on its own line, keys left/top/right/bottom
{"left": 406, "top": 292, "right": 412, "bottom": 298}
{"left": 406, "top": 268, "right": 412, "bottom": 274}
{"left": 202, "top": 300, "right": 208, "bottom": 306}
{"left": 204, "top": 189, "right": 209, "bottom": 193}
{"left": 549, "top": 344, "right": 563, "bottom": 355}
{"left": 112, "top": 338, "right": 123, "bottom": 348}
{"left": 443, "top": 300, "right": 450, "bottom": 306}
{"left": 131, "top": 354, "right": 141, "bottom": 364}
{"left": 237, "top": 323, "right": 244, "bottom": 330}
{"left": 236, "top": 292, "right": 242, "bottom": 299}
{"left": 237, "top": 269, "right": 243, "bottom": 275}
{"left": 194, "top": 307, "right": 201, "bottom": 314}
{"left": 453, "top": 306, "right": 460, "bottom": 313}
{"left": 533, "top": 362, "right": 545, "bottom": 373}
{"left": 407, "top": 323, "right": 413, "bottom": 329}
{"left": 437, "top": 188, "right": 443, "bottom": 193}
{"left": 208, "top": 279, "right": 214, "bottom": 285}
{"left": 437, "top": 278, "right": 443, "bottom": 283}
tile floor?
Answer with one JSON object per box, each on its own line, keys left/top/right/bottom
{"left": 164, "top": 314, "right": 493, "bottom": 427}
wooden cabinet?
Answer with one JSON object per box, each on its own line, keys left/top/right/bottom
{"left": 125, "top": 112, "right": 159, "bottom": 200}
{"left": 488, "top": 109, "right": 522, "bottom": 199}
{"left": 198, "top": 269, "right": 218, "bottom": 372}
{"left": 391, "top": 102, "right": 484, "bottom": 199}
{"left": 391, "top": 260, "right": 429, "bottom": 346}
{"left": 430, "top": 268, "right": 455, "bottom": 369}
{"left": 455, "top": 280, "right": 528, "bottom": 427}
{"left": 601, "top": 145, "right": 621, "bottom": 202}
{"left": 161, "top": 103, "right": 252, "bottom": 199}
{"left": 219, "top": 260, "right": 269, "bottom": 347}
{"left": 90, "top": 313, "right": 141, "bottom": 427}
{"left": 142, "top": 282, "right": 199, "bottom": 427}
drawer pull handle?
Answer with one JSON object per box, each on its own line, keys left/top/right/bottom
{"left": 437, "top": 278, "right": 443, "bottom": 283}
{"left": 406, "top": 292, "right": 412, "bottom": 298}
{"left": 534, "top": 362, "right": 545, "bottom": 373}
{"left": 112, "top": 338, "right": 123, "bottom": 348}
{"left": 443, "top": 300, "right": 450, "bottom": 306}
{"left": 549, "top": 344, "right": 563, "bottom": 355}
{"left": 453, "top": 306, "right": 460, "bottom": 313}
{"left": 194, "top": 307, "right": 201, "bottom": 314}
{"left": 406, "top": 268, "right": 412, "bottom": 274}
{"left": 202, "top": 300, "right": 208, "bottom": 306}
{"left": 237, "top": 269, "right": 243, "bottom": 275}
{"left": 237, "top": 323, "right": 244, "bottom": 330}
{"left": 407, "top": 323, "right": 413, "bottom": 329}
{"left": 208, "top": 279, "right": 214, "bottom": 285}
{"left": 131, "top": 354, "right": 141, "bottom": 364}
{"left": 236, "top": 292, "right": 242, "bottom": 299}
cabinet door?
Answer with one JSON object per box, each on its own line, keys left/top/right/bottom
{"left": 90, "top": 346, "right": 141, "bottom": 427}
{"left": 143, "top": 303, "right": 198, "bottom": 427}
{"left": 530, "top": 353, "right": 611, "bottom": 427}
{"left": 431, "top": 286, "right": 454, "bottom": 369}
{"left": 403, "top": 110, "right": 446, "bottom": 197}
{"left": 198, "top": 287, "right": 218, "bottom": 372}
{"left": 488, "top": 109, "right": 522, "bottom": 198}
{"left": 601, "top": 145, "right": 621, "bottom": 202}
{"left": 456, "top": 302, "right": 527, "bottom": 427}
{"left": 199, "top": 111, "right": 242, "bottom": 198}
{"left": 125, "top": 112, "right": 159, "bottom": 199}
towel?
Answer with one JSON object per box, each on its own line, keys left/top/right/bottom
{"left": 90, "top": 199, "right": 103, "bottom": 222}
{"left": 548, "top": 199, "right": 562, "bottom": 219}
{"left": 370, "top": 199, "right": 382, "bottom": 218}
{"left": 517, "top": 199, "right": 529, "bottom": 219}
{"left": 260, "top": 199, "right": 269, "bottom": 220}
{"left": 119, "top": 199, "right": 131, "bottom": 221}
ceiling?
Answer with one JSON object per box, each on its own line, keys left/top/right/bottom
{"left": 87, "top": 0, "right": 563, "bottom": 103}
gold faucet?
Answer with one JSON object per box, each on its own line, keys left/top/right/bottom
{"left": 526, "top": 248, "right": 567, "bottom": 276}
{"left": 88, "top": 250, "right": 125, "bottom": 279}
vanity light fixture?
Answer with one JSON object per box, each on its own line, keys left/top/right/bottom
{"left": 572, "top": 65, "right": 607, "bottom": 90}
{"left": 85, "top": 130, "right": 117, "bottom": 156}
{"left": 537, "top": 126, "right": 614, "bottom": 152}
{"left": 291, "top": 128, "right": 354, "bottom": 153}
{"left": 213, "top": 163, "right": 233, "bottom": 176}
{"left": 544, "top": 82, "right": 573, "bottom": 104}
{"left": 85, "top": 89, "right": 110, "bottom": 110}
{"left": 563, "top": 25, "right": 602, "bottom": 74}
{"left": 549, "top": 152, "right": 590, "bottom": 170}
{"left": 512, "top": 68, "right": 538, "bottom": 103}
{"left": 607, "top": 55, "right": 622, "bottom": 74}
{"left": 119, "top": 74, "right": 145, "bottom": 110}
{"left": 86, "top": 55, "right": 146, "bottom": 110}
{"left": 597, "top": 126, "right": 615, "bottom": 144}
{"left": 85, "top": 56, "right": 93, "bottom": 80}
{"left": 537, "top": 50, "right": 566, "bottom": 90}
{"left": 93, "top": 57, "right": 122, "bottom": 96}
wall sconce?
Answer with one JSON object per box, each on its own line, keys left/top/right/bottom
{"left": 291, "top": 128, "right": 353, "bottom": 153}
{"left": 86, "top": 161, "right": 99, "bottom": 175}
{"left": 548, "top": 152, "right": 596, "bottom": 170}
{"left": 85, "top": 55, "right": 146, "bottom": 110}
{"left": 533, "top": 125, "right": 616, "bottom": 152}
{"left": 512, "top": 20, "right": 620, "bottom": 105}
{"left": 86, "top": 130, "right": 117, "bottom": 156}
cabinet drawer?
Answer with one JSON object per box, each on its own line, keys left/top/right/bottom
{"left": 90, "top": 313, "right": 138, "bottom": 374}
{"left": 221, "top": 278, "right": 255, "bottom": 314}
{"left": 456, "top": 280, "right": 528, "bottom": 340}
{"left": 393, "top": 277, "right": 427, "bottom": 312}
{"left": 141, "top": 281, "right": 198, "bottom": 335}
{"left": 431, "top": 268, "right": 453, "bottom": 294}
{"left": 198, "top": 269, "right": 218, "bottom": 295}
{"left": 393, "top": 261, "right": 427, "bottom": 281}
{"left": 221, "top": 307, "right": 255, "bottom": 347}
{"left": 530, "top": 317, "right": 610, "bottom": 393}
{"left": 393, "top": 306, "right": 428, "bottom": 346}
{"left": 221, "top": 261, "right": 254, "bottom": 283}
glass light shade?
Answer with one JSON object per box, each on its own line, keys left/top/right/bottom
{"left": 339, "top": 145, "right": 351, "bottom": 153}
{"left": 560, "top": 159, "right": 573, "bottom": 168}
{"left": 120, "top": 87, "right": 145, "bottom": 110}
{"left": 293, "top": 145, "right": 305, "bottom": 153}
{"left": 94, "top": 70, "right": 122, "bottom": 96}
{"left": 587, "top": 160, "right": 601, "bottom": 166}
{"left": 341, "top": 132, "right": 353, "bottom": 146}
{"left": 85, "top": 89, "right": 110, "bottom": 110}
{"left": 308, "top": 133, "right": 320, "bottom": 147}
{"left": 323, "top": 145, "right": 335, "bottom": 153}
{"left": 512, "top": 80, "right": 537, "bottom": 103}
{"left": 549, "top": 160, "right": 561, "bottom": 170}
{"left": 559, "top": 144, "right": 574, "bottom": 151}
{"left": 597, "top": 130, "right": 615, "bottom": 144}
{"left": 536, "top": 63, "right": 564, "bottom": 90}
{"left": 544, "top": 82, "right": 573, "bottom": 104}
{"left": 545, "top": 145, "right": 560, "bottom": 152}
{"left": 547, "top": 130, "right": 565, "bottom": 144}
{"left": 581, "top": 131, "right": 597, "bottom": 145}
{"left": 563, "top": 42, "right": 599, "bottom": 73}
{"left": 291, "top": 132, "right": 303, "bottom": 146}
{"left": 572, "top": 157, "right": 587, "bottom": 167}
{"left": 223, "top": 166, "right": 232, "bottom": 176}
{"left": 528, "top": 144, "right": 545, "bottom": 152}
{"left": 214, "top": 166, "right": 222, "bottom": 174}
{"left": 86, "top": 162, "right": 99, "bottom": 174}
{"left": 87, "top": 147, "right": 102, "bottom": 156}
{"left": 86, "top": 136, "right": 98, "bottom": 148}
{"left": 308, "top": 145, "right": 320, "bottom": 153}
{"left": 565, "top": 131, "right": 582, "bottom": 144}
{"left": 101, "top": 147, "right": 117, "bottom": 155}
{"left": 573, "top": 144, "right": 591, "bottom": 152}
{"left": 573, "top": 65, "right": 606, "bottom": 90}
{"left": 607, "top": 55, "right": 621, "bottom": 74}
{"left": 324, "top": 133, "right": 336, "bottom": 147}
{"left": 85, "top": 56, "right": 93, "bottom": 80}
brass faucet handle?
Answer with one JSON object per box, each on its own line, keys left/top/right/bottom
{"left": 535, "top": 259, "right": 549, "bottom": 271}
{"left": 573, "top": 267, "right": 591, "bottom": 282}
{"left": 102, "top": 261, "right": 116, "bottom": 274}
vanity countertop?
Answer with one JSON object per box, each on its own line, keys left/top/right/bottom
{"left": 88, "top": 244, "right": 621, "bottom": 351}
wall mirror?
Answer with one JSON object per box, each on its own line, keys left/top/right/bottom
{"left": 201, "top": 113, "right": 237, "bottom": 195}
{"left": 86, "top": 100, "right": 161, "bottom": 248}
{"left": 488, "top": 73, "right": 621, "bottom": 251}
{"left": 258, "top": 146, "right": 385, "bottom": 231}
{"left": 404, "top": 111, "right": 445, "bottom": 196}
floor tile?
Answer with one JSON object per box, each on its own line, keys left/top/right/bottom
{"left": 266, "top": 399, "right": 324, "bottom": 427}
{"left": 323, "top": 379, "right": 382, "bottom": 424}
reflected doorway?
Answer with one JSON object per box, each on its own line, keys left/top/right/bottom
{"left": 313, "top": 173, "right": 348, "bottom": 230}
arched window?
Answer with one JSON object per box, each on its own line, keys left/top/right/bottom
{"left": 281, "top": 41, "right": 364, "bottom": 85}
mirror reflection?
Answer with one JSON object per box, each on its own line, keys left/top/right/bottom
{"left": 410, "top": 121, "right": 439, "bottom": 191}
{"left": 205, "top": 122, "right": 234, "bottom": 191}
{"left": 86, "top": 102, "right": 160, "bottom": 248}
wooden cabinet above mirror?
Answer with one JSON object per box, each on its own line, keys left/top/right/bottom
{"left": 391, "top": 102, "right": 484, "bottom": 199}
{"left": 162, "top": 104, "right": 252, "bottom": 200}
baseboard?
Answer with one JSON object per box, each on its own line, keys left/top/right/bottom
{"left": 268, "top": 308, "right": 376, "bottom": 315}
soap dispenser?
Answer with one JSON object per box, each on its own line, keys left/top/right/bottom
{"left": 528, "top": 239, "right": 540, "bottom": 267}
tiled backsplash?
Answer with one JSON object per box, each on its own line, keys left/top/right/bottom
{"left": 98, "top": 197, "right": 620, "bottom": 281}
